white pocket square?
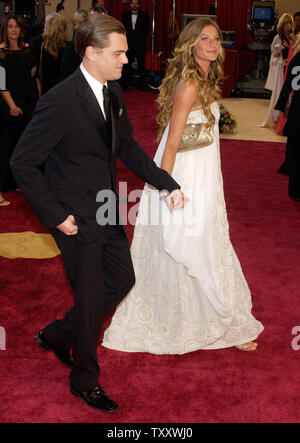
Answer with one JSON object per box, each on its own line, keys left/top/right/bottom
{"left": 119, "top": 108, "right": 123, "bottom": 116}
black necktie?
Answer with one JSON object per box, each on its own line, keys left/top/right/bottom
{"left": 103, "top": 84, "right": 112, "bottom": 137}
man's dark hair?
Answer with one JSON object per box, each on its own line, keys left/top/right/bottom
{"left": 75, "top": 14, "right": 125, "bottom": 58}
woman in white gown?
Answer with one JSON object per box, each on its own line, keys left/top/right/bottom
{"left": 102, "top": 17, "right": 264, "bottom": 354}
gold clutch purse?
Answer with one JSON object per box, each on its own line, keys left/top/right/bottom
{"left": 178, "top": 123, "right": 214, "bottom": 152}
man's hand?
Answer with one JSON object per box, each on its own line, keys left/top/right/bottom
{"left": 57, "top": 215, "right": 78, "bottom": 236}
{"left": 161, "top": 189, "right": 185, "bottom": 211}
{"left": 10, "top": 105, "right": 23, "bottom": 117}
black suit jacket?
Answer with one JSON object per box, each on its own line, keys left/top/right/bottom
{"left": 122, "top": 10, "right": 150, "bottom": 50}
{"left": 10, "top": 68, "right": 180, "bottom": 243}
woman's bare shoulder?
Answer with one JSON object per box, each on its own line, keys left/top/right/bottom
{"left": 176, "top": 78, "right": 198, "bottom": 95}
{"left": 173, "top": 78, "right": 199, "bottom": 107}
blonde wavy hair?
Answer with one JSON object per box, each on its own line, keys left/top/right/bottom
{"left": 71, "top": 9, "right": 88, "bottom": 28}
{"left": 42, "top": 15, "right": 67, "bottom": 58}
{"left": 156, "top": 17, "right": 225, "bottom": 141}
{"left": 277, "top": 13, "right": 294, "bottom": 41}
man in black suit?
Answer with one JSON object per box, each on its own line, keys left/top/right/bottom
{"left": 121, "top": 0, "right": 150, "bottom": 91}
{"left": 10, "top": 14, "right": 184, "bottom": 412}
{"left": 209, "top": 1, "right": 217, "bottom": 15}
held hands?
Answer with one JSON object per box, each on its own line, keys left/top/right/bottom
{"left": 160, "top": 189, "right": 185, "bottom": 211}
{"left": 57, "top": 215, "right": 78, "bottom": 236}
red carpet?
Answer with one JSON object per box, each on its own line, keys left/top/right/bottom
{"left": 1, "top": 91, "right": 300, "bottom": 423}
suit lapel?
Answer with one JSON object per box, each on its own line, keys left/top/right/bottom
{"left": 74, "top": 68, "right": 110, "bottom": 147}
{"left": 108, "top": 86, "right": 120, "bottom": 155}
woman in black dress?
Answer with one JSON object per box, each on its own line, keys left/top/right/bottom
{"left": 60, "top": 9, "right": 87, "bottom": 81}
{"left": 0, "top": 14, "right": 38, "bottom": 206}
{"left": 39, "top": 14, "right": 67, "bottom": 95}
{"left": 275, "top": 36, "right": 300, "bottom": 201}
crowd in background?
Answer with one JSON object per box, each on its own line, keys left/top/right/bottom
{"left": 0, "top": 0, "right": 150, "bottom": 207}
{"left": 1, "top": 3, "right": 300, "bottom": 206}
{"left": 260, "top": 11, "right": 300, "bottom": 132}
{"left": 273, "top": 12, "right": 300, "bottom": 201}
{"left": 260, "top": 11, "right": 300, "bottom": 201}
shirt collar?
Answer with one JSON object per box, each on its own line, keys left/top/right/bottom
{"left": 80, "top": 63, "right": 108, "bottom": 93}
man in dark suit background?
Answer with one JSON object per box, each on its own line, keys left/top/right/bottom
{"left": 121, "top": 0, "right": 150, "bottom": 91}
{"left": 209, "top": 1, "right": 217, "bottom": 15}
{"left": 10, "top": 14, "right": 184, "bottom": 412}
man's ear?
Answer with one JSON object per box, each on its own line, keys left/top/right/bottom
{"left": 85, "top": 46, "right": 99, "bottom": 62}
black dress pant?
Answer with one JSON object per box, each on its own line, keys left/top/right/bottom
{"left": 43, "top": 225, "right": 135, "bottom": 391}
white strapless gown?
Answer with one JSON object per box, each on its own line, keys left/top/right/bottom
{"left": 102, "top": 103, "right": 264, "bottom": 354}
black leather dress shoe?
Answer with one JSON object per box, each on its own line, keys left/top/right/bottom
{"left": 35, "top": 331, "right": 75, "bottom": 368}
{"left": 70, "top": 385, "right": 119, "bottom": 412}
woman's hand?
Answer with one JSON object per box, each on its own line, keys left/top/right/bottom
{"left": 9, "top": 105, "right": 23, "bottom": 116}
